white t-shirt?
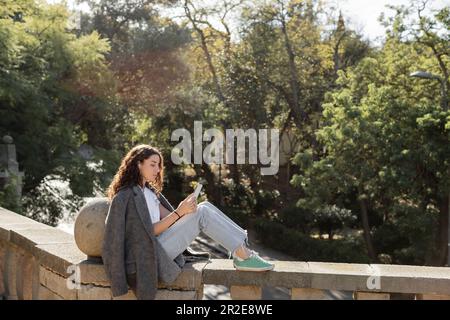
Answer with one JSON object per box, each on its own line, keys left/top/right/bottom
{"left": 140, "top": 185, "right": 161, "bottom": 223}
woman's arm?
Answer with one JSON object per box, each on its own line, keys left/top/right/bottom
{"left": 159, "top": 203, "right": 171, "bottom": 220}
{"left": 153, "top": 193, "right": 197, "bottom": 236}
{"left": 153, "top": 210, "right": 181, "bottom": 236}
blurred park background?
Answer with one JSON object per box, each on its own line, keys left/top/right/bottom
{"left": 0, "top": 0, "right": 449, "bottom": 267}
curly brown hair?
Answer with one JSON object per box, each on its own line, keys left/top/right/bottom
{"left": 107, "top": 144, "right": 164, "bottom": 199}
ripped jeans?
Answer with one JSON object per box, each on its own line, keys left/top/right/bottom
{"left": 156, "top": 201, "right": 249, "bottom": 260}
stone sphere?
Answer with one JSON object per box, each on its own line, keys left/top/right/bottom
{"left": 74, "top": 198, "right": 110, "bottom": 258}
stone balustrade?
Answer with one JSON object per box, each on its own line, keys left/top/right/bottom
{"left": 0, "top": 207, "right": 204, "bottom": 300}
{"left": 203, "top": 259, "right": 450, "bottom": 300}
{"left": 1, "top": 205, "right": 450, "bottom": 300}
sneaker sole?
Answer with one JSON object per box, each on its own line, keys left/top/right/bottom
{"left": 233, "top": 263, "right": 274, "bottom": 272}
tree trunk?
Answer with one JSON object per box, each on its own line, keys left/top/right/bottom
{"left": 358, "top": 187, "right": 378, "bottom": 262}
{"left": 279, "top": 16, "right": 307, "bottom": 127}
{"left": 184, "top": 0, "right": 229, "bottom": 109}
{"left": 435, "top": 194, "right": 449, "bottom": 266}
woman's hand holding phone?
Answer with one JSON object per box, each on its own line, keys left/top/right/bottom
{"left": 176, "top": 193, "right": 197, "bottom": 217}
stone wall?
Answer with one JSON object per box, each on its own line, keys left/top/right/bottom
{"left": 3, "top": 205, "right": 450, "bottom": 300}
{"left": 0, "top": 207, "right": 205, "bottom": 300}
{"left": 202, "top": 257, "right": 450, "bottom": 300}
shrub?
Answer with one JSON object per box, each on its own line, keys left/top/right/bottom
{"left": 254, "top": 217, "right": 369, "bottom": 263}
{"left": 278, "top": 204, "right": 314, "bottom": 234}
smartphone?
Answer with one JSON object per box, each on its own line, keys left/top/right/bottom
{"left": 193, "top": 183, "right": 203, "bottom": 199}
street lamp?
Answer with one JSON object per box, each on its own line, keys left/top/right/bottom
{"left": 410, "top": 70, "right": 450, "bottom": 266}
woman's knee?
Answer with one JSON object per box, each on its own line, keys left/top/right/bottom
{"left": 197, "top": 201, "right": 213, "bottom": 219}
{"left": 199, "top": 201, "right": 213, "bottom": 211}
{"left": 194, "top": 202, "right": 210, "bottom": 229}
{"left": 197, "top": 201, "right": 210, "bottom": 212}
{"left": 197, "top": 202, "right": 208, "bottom": 215}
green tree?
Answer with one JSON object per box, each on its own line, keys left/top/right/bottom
{"left": 292, "top": 2, "right": 449, "bottom": 264}
{"left": 0, "top": 0, "right": 123, "bottom": 223}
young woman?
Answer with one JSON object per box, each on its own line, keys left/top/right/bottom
{"left": 102, "top": 144, "right": 274, "bottom": 299}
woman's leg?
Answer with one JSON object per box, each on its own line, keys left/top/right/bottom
{"left": 156, "top": 201, "right": 249, "bottom": 260}
{"left": 199, "top": 201, "right": 252, "bottom": 259}
{"left": 201, "top": 201, "right": 248, "bottom": 236}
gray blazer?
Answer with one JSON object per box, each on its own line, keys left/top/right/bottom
{"left": 102, "top": 185, "right": 186, "bottom": 299}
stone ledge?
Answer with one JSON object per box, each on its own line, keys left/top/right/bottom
{"left": 0, "top": 223, "right": 53, "bottom": 242}
{"left": 0, "top": 207, "right": 52, "bottom": 242}
{"left": 78, "top": 259, "right": 209, "bottom": 290}
{"left": 9, "top": 229, "right": 74, "bottom": 255}
{"left": 0, "top": 207, "right": 36, "bottom": 224}
{"left": 159, "top": 261, "right": 209, "bottom": 290}
{"left": 203, "top": 259, "right": 450, "bottom": 296}
{"left": 372, "top": 264, "right": 450, "bottom": 295}
{"left": 34, "top": 243, "right": 86, "bottom": 276}
{"left": 203, "top": 260, "right": 311, "bottom": 288}
{"left": 5, "top": 207, "right": 450, "bottom": 299}
{"left": 308, "top": 262, "right": 375, "bottom": 292}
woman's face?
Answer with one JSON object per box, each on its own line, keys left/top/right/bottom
{"left": 138, "top": 154, "right": 161, "bottom": 184}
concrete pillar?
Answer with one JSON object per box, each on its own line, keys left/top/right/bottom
{"left": 15, "top": 251, "right": 25, "bottom": 300}
{"left": 16, "top": 252, "right": 37, "bottom": 300}
{"left": 416, "top": 293, "right": 450, "bottom": 300}
{"left": 230, "top": 285, "right": 262, "bottom": 300}
{"left": 353, "top": 291, "right": 390, "bottom": 300}
{"left": 4, "top": 246, "right": 18, "bottom": 299}
{"left": 196, "top": 286, "right": 204, "bottom": 300}
{"left": 291, "top": 288, "right": 327, "bottom": 300}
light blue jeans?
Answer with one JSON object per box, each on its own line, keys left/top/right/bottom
{"left": 156, "top": 201, "right": 249, "bottom": 260}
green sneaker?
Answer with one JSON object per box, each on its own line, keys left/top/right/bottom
{"left": 233, "top": 250, "right": 275, "bottom": 272}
